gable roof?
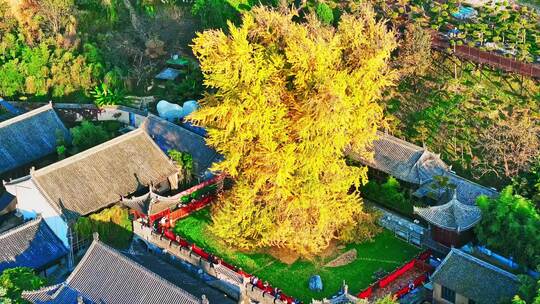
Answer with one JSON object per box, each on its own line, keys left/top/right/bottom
{"left": 32, "top": 129, "right": 178, "bottom": 219}
{"left": 0, "top": 103, "right": 70, "bottom": 174}
{"left": 431, "top": 248, "right": 520, "bottom": 304}
{"left": 22, "top": 284, "right": 95, "bottom": 304}
{"left": 347, "top": 132, "right": 448, "bottom": 184}
{"left": 141, "top": 114, "right": 221, "bottom": 178}
{"left": 23, "top": 240, "right": 202, "bottom": 304}
{"left": 414, "top": 191, "right": 482, "bottom": 232}
{"left": 0, "top": 217, "right": 68, "bottom": 272}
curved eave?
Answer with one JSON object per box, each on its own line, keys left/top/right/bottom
{"left": 413, "top": 205, "right": 481, "bottom": 232}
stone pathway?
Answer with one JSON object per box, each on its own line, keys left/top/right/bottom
{"left": 354, "top": 257, "right": 404, "bottom": 265}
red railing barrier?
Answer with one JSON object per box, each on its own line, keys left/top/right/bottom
{"left": 418, "top": 250, "right": 431, "bottom": 262}
{"left": 149, "top": 208, "right": 171, "bottom": 226}
{"left": 395, "top": 286, "right": 410, "bottom": 298}
{"left": 150, "top": 179, "right": 434, "bottom": 304}
{"left": 379, "top": 260, "right": 416, "bottom": 288}
{"left": 356, "top": 250, "right": 433, "bottom": 299}
{"left": 413, "top": 273, "right": 428, "bottom": 287}
{"left": 358, "top": 286, "right": 373, "bottom": 299}
{"left": 169, "top": 195, "right": 215, "bottom": 223}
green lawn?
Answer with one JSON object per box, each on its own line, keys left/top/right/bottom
{"left": 174, "top": 208, "right": 421, "bottom": 302}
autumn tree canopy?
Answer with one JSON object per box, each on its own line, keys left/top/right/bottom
{"left": 189, "top": 6, "right": 397, "bottom": 257}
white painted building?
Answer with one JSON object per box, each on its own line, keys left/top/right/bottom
{"left": 4, "top": 129, "right": 179, "bottom": 250}
{"left": 4, "top": 176, "right": 69, "bottom": 247}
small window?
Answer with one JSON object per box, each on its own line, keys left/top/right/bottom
{"left": 441, "top": 286, "right": 456, "bottom": 303}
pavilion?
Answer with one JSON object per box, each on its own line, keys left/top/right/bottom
{"left": 414, "top": 190, "right": 481, "bottom": 247}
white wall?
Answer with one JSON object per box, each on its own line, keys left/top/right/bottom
{"left": 57, "top": 106, "right": 146, "bottom": 127}
{"left": 433, "top": 283, "right": 471, "bottom": 304}
{"left": 5, "top": 178, "right": 69, "bottom": 248}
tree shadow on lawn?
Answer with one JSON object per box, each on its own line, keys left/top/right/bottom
{"left": 174, "top": 208, "right": 421, "bottom": 303}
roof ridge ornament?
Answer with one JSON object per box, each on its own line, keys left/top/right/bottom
{"left": 451, "top": 188, "right": 458, "bottom": 201}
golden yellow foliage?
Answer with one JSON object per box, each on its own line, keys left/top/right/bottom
{"left": 189, "top": 5, "right": 397, "bottom": 257}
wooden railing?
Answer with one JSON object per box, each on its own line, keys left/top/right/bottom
{"left": 431, "top": 33, "right": 540, "bottom": 78}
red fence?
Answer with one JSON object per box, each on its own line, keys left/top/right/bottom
{"left": 357, "top": 250, "right": 433, "bottom": 300}
{"left": 160, "top": 221, "right": 298, "bottom": 303}
{"left": 130, "top": 174, "right": 225, "bottom": 227}
{"left": 431, "top": 34, "right": 540, "bottom": 78}
{"left": 168, "top": 174, "right": 225, "bottom": 206}
{"left": 160, "top": 204, "right": 431, "bottom": 304}
{"left": 147, "top": 174, "right": 431, "bottom": 304}
{"left": 379, "top": 260, "right": 416, "bottom": 288}
{"left": 145, "top": 176, "right": 298, "bottom": 303}
{"left": 168, "top": 195, "right": 215, "bottom": 223}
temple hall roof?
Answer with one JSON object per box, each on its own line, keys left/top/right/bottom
{"left": 0, "top": 217, "right": 68, "bottom": 272}
{"left": 346, "top": 132, "right": 449, "bottom": 184}
{"left": 431, "top": 248, "right": 520, "bottom": 304}
{"left": 414, "top": 191, "right": 482, "bottom": 232}
{"left": 0, "top": 103, "right": 70, "bottom": 174}
{"left": 31, "top": 129, "right": 178, "bottom": 219}
{"left": 23, "top": 239, "right": 203, "bottom": 304}
{"left": 141, "top": 114, "right": 221, "bottom": 179}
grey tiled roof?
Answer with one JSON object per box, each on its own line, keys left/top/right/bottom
{"left": 414, "top": 192, "right": 481, "bottom": 231}
{"left": 347, "top": 132, "right": 448, "bottom": 184}
{"left": 431, "top": 248, "right": 520, "bottom": 304}
{"left": 0, "top": 103, "right": 70, "bottom": 174}
{"left": 31, "top": 129, "right": 178, "bottom": 219}
{"left": 119, "top": 187, "right": 178, "bottom": 216}
{"left": 23, "top": 284, "right": 94, "bottom": 304}
{"left": 0, "top": 217, "right": 68, "bottom": 272}
{"left": 142, "top": 114, "right": 221, "bottom": 178}
{"left": 413, "top": 172, "right": 498, "bottom": 206}
{"left": 23, "top": 240, "right": 202, "bottom": 304}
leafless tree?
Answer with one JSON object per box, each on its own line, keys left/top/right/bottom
{"left": 475, "top": 109, "right": 540, "bottom": 178}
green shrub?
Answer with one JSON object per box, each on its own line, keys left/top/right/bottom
{"left": 362, "top": 176, "right": 414, "bottom": 216}
{"left": 56, "top": 145, "right": 66, "bottom": 156}
{"left": 168, "top": 149, "right": 194, "bottom": 183}
{"left": 74, "top": 205, "right": 133, "bottom": 249}
{"left": 181, "top": 195, "right": 191, "bottom": 204}
{"left": 475, "top": 186, "right": 540, "bottom": 267}
{"left": 70, "top": 121, "right": 110, "bottom": 152}
{"left": 0, "top": 267, "right": 46, "bottom": 303}
{"left": 316, "top": 2, "right": 334, "bottom": 25}
{"left": 192, "top": 0, "right": 241, "bottom": 29}
{"left": 91, "top": 83, "right": 125, "bottom": 107}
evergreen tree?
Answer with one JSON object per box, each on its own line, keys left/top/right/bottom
{"left": 315, "top": 2, "right": 334, "bottom": 25}
{"left": 475, "top": 186, "right": 540, "bottom": 267}
{"left": 70, "top": 121, "right": 110, "bottom": 152}
{"left": 0, "top": 267, "right": 46, "bottom": 304}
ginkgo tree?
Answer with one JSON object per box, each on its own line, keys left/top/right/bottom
{"left": 188, "top": 5, "right": 397, "bottom": 257}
